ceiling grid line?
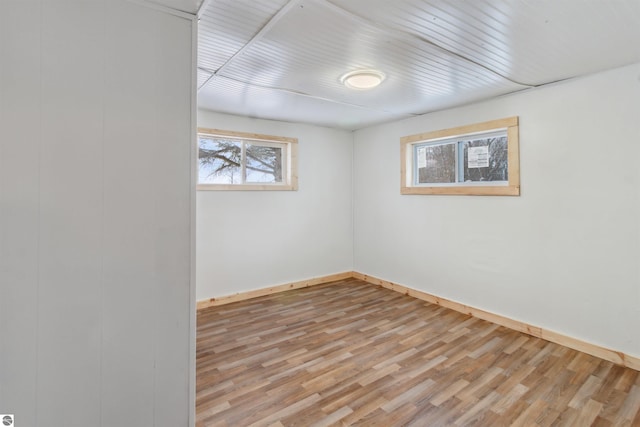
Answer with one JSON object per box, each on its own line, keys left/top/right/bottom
{"left": 215, "top": 74, "right": 415, "bottom": 115}
{"left": 200, "top": 0, "right": 525, "bottom": 119}
{"left": 322, "top": 0, "right": 535, "bottom": 88}
{"left": 210, "top": 0, "right": 301, "bottom": 79}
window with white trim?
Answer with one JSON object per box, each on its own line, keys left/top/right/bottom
{"left": 197, "top": 128, "right": 298, "bottom": 191}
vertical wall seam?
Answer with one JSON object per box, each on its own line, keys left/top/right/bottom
{"left": 0, "top": 1, "right": 4, "bottom": 411}
{"left": 99, "top": 1, "right": 107, "bottom": 425}
{"left": 151, "top": 12, "right": 159, "bottom": 427}
{"left": 0, "top": 1, "right": 4, "bottom": 409}
{"left": 35, "top": 0, "right": 43, "bottom": 424}
{"left": 189, "top": 13, "right": 198, "bottom": 427}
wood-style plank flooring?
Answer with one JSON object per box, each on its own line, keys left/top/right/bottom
{"left": 196, "top": 279, "right": 640, "bottom": 426}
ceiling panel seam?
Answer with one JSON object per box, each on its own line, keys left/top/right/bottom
{"left": 211, "top": 0, "right": 301, "bottom": 78}
{"left": 197, "top": 68, "right": 214, "bottom": 90}
{"left": 196, "top": 0, "right": 216, "bottom": 19}
{"left": 213, "top": 74, "right": 417, "bottom": 117}
{"left": 127, "top": 0, "right": 197, "bottom": 18}
{"left": 321, "top": 0, "right": 534, "bottom": 88}
{"left": 197, "top": 0, "right": 532, "bottom": 110}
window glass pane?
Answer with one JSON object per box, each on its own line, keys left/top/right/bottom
{"left": 198, "top": 137, "right": 241, "bottom": 184}
{"left": 245, "top": 144, "right": 283, "bottom": 183}
{"left": 461, "top": 136, "right": 508, "bottom": 182}
{"left": 416, "top": 143, "right": 456, "bottom": 184}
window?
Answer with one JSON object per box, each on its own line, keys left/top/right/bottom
{"left": 401, "top": 117, "right": 520, "bottom": 196}
{"left": 197, "top": 128, "right": 298, "bottom": 191}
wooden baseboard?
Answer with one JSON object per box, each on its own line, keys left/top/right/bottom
{"left": 196, "top": 272, "right": 354, "bottom": 310}
{"left": 352, "top": 272, "right": 640, "bottom": 371}
{"left": 197, "top": 270, "right": 639, "bottom": 371}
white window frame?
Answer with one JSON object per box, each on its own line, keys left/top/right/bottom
{"left": 197, "top": 128, "right": 298, "bottom": 191}
{"left": 401, "top": 117, "right": 520, "bottom": 196}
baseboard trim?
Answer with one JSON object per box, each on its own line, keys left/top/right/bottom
{"left": 196, "top": 271, "right": 354, "bottom": 310}
{"left": 352, "top": 272, "right": 640, "bottom": 371}
{"left": 196, "top": 270, "right": 639, "bottom": 371}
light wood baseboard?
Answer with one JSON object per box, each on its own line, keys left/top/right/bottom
{"left": 197, "top": 270, "right": 639, "bottom": 371}
{"left": 196, "top": 272, "right": 354, "bottom": 310}
{"left": 352, "top": 272, "right": 640, "bottom": 371}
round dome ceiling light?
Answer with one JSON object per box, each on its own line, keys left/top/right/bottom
{"left": 340, "top": 69, "right": 385, "bottom": 90}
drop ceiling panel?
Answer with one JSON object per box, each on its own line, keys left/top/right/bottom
{"left": 327, "top": 0, "right": 640, "bottom": 85}
{"left": 197, "top": 68, "right": 212, "bottom": 90}
{"left": 196, "top": 0, "right": 640, "bottom": 130}
{"left": 198, "top": 0, "right": 290, "bottom": 72}
{"left": 216, "top": 0, "right": 526, "bottom": 117}
{"left": 199, "top": 76, "right": 412, "bottom": 129}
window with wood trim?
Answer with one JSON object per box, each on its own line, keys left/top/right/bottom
{"left": 197, "top": 128, "right": 298, "bottom": 191}
{"left": 401, "top": 117, "right": 520, "bottom": 196}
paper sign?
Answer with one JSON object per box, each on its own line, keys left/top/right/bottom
{"left": 468, "top": 146, "right": 489, "bottom": 168}
{"left": 417, "top": 147, "right": 427, "bottom": 168}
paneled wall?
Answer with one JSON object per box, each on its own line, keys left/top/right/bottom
{"left": 0, "top": 1, "right": 195, "bottom": 426}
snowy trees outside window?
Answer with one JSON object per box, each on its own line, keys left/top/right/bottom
{"left": 197, "top": 129, "right": 298, "bottom": 191}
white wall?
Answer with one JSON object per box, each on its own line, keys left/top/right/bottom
{"left": 197, "top": 111, "right": 353, "bottom": 300}
{"left": 354, "top": 63, "right": 640, "bottom": 358}
{"left": 0, "top": 1, "right": 194, "bottom": 426}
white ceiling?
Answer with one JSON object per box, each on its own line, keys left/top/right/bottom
{"left": 196, "top": 0, "right": 640, "bottom": 130}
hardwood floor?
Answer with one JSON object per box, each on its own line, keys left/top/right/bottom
{"left": 196, "top": 279, "right": 640, "bottom": 426}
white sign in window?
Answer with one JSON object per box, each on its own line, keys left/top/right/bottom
{"left": 401, "top": 117, "right": 520, "bottom": 196}
{"left": 467, "top": 146, "right": 489, "bottom": 168}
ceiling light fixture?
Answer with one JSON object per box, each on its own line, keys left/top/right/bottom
{"left": 340, "top": 70, "right": 385, "bottom": 90}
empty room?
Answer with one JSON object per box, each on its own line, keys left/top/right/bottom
{"left": 193, "top": 0, "right": 640, "bottom": 425}
{"left": 1, "top": 1, "right": 639, "bottom": 427}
